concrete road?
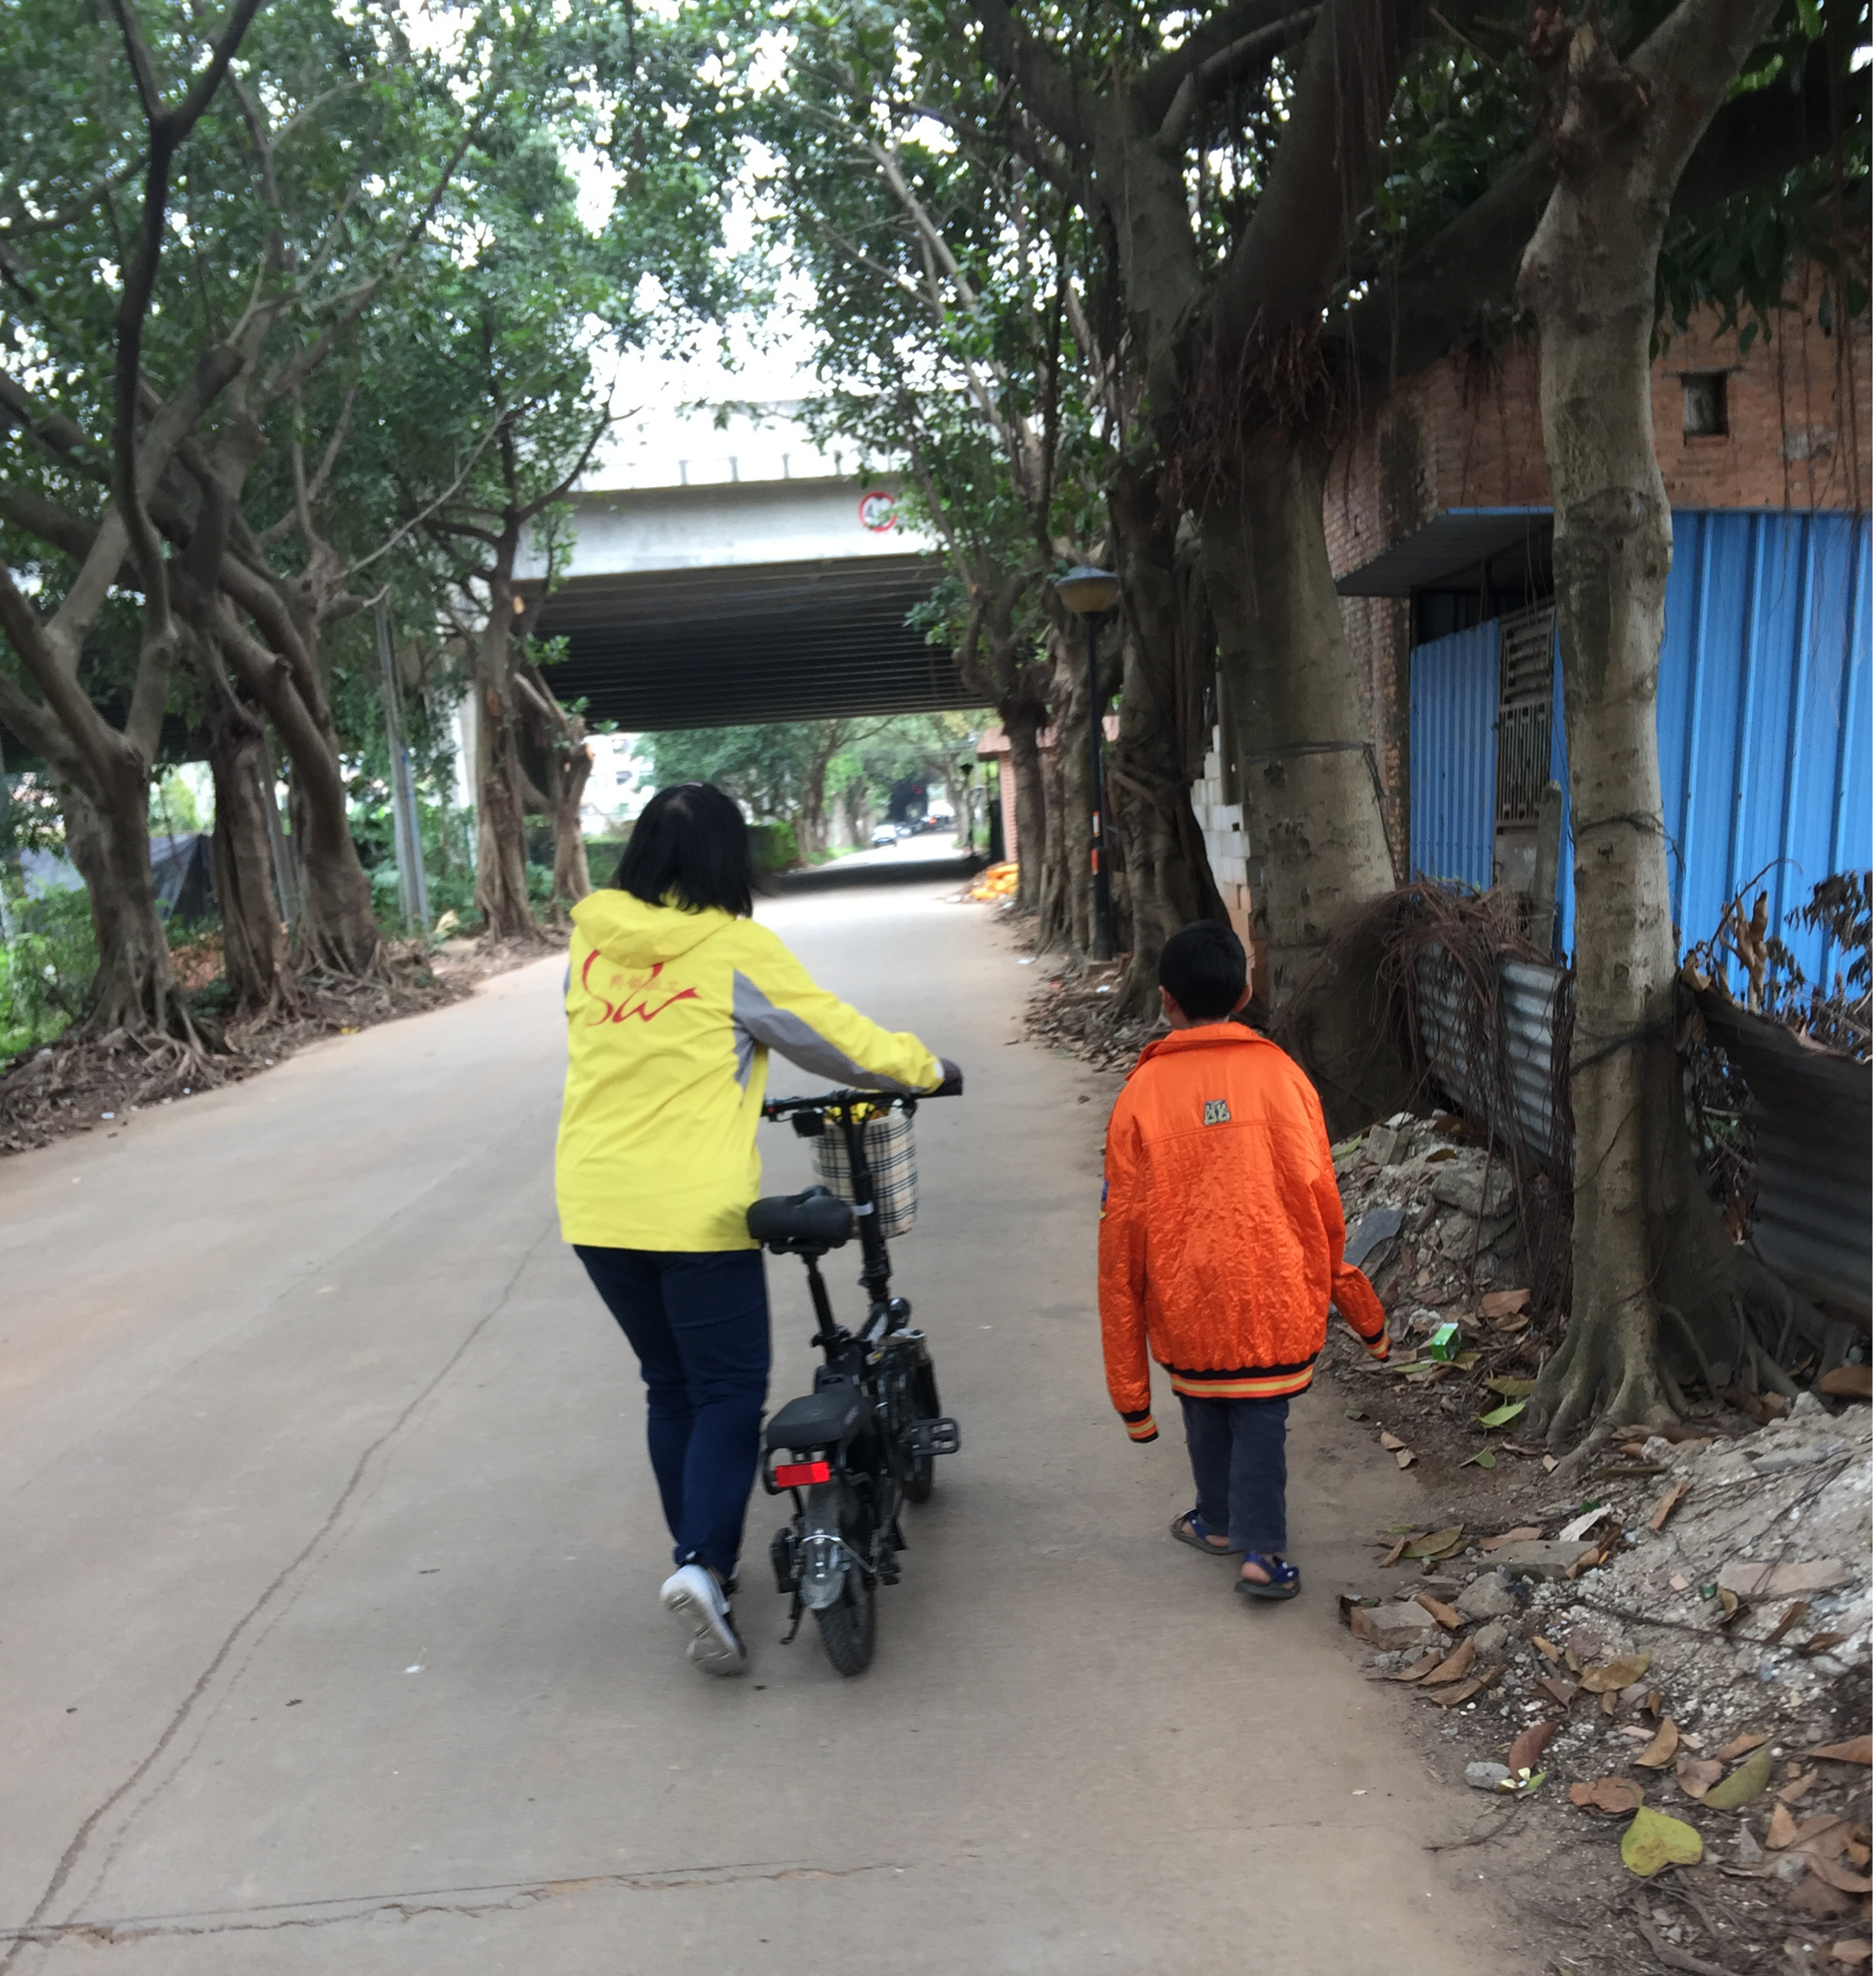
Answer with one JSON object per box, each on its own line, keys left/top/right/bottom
{"left": 0, "top": 883, "right": 1505, "bottom": 1973}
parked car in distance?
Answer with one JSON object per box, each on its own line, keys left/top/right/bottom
{"left": 869, "top": 823, "right": 899, "bottom": 848}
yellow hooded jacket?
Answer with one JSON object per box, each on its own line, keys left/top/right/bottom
{"left": 554, "top": 889, "right": 944, "bottom": 1252}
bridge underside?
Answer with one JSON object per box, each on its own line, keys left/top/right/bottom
{"left": 531, "top": 554, "right": 979, "bottom": 730}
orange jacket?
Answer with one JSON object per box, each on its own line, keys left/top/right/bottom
{"left": 1098, "top": 1024, "right": 1388, "bottom": 1439}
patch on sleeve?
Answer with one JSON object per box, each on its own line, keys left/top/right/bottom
{"left": 1202, "top": 1098, "right": 1231, "bottom": 1125}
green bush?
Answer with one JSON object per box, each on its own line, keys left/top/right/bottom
{"left": 749, "top": 821, "right": 799, "bottom": 876}
{"left": 0, "top": 889, "right": 98, "bottom": 1059}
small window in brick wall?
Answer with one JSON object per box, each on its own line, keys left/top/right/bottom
{"left": 1682, "top": 371, "right": 1729, "bottom": 439}
{"left": 1495, "top": 603, "right": 1556, "bottom": 828}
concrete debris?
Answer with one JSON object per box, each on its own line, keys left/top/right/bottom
{"left": 1466, "top": 1761, "right": 1513, "bottom": 1791}
{"left": 1456, "top": 1573, "right": 1519, "bottom": 1621}
{"left": 1491, "top": 1540, "right": 1600, "bottom": 1582}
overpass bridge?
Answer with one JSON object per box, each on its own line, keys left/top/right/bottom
{"left": 521, "top": 475, "right": 978, "bottom": 729}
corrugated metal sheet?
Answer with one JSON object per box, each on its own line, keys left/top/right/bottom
{"left": 1409, "top": 622, "right": 1499, "bottom": 890}
{"left": 1413, "top": 946, "right": 1570, "bottom": 1177}
{"left": 1552, "top": 509, "right": 1873, "bottom": 976}
{"left": 1697, "top": 991, "right": 1871, "bottom": 1322}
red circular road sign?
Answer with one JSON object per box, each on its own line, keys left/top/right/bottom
{"left": 858, "top": 489, "right": 898, "bottom": 532}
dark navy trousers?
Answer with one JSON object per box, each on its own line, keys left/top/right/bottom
{"left": 1178, "top": 1393, "right": 1290, "bottom": 1557}
{"left": 575, "top": 1246, "right": 770, "bottom": 1582}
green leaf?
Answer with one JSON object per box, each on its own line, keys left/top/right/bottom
{"left": 1621, "top": 1806, "right": 1703, "bottom": 1878}
{"left": 1485, "top": 1376, "right": 1536, "bottom": 1397}
{"left": 1479, "top": 1399, "right": 1528, "bottom": 1429}
{"left": 1404, "top": 1526, "right": 1466, "bottom": 1558}
{"left": 1701, "top": 1746, "right": 1773, "bottom": 1810}
{"left": 1460, "top": 1449, "right": 1497, "bottom": 1468}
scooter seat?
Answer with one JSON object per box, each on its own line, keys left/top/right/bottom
{"left": 766, "top": 1386, "right": 861, "bottom": 1454}
{"left": 747, "top": 1186, "right": 854, "bottom": 1249}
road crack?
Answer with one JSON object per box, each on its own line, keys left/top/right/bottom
{"left": 2, "top": 1236, "right": 548, "bottom": 1971}
{"left": 0, "top": 1860, "right": 904, "bottom": 1947}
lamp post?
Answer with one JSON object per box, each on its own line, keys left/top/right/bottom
{"left": 1053, "top": 565, "right": 1120, "bottom": 962}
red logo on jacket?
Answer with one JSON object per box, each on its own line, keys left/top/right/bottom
{"left": 581, "top": 951, "right": 700, "bottom": 1025}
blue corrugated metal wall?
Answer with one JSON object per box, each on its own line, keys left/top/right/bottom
{"left": 1411, "top": 510, "right": 1873, "bottom": 982}
{"left": 1408, "top": 622, "right": 1499, "bottom": 890}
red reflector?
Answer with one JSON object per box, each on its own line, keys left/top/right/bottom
{"left": 774, "top": 1459, "right": 831, "bottom": 1488}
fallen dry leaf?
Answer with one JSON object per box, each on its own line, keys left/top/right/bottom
{"left": 1390, "top": 1649, "right": 1447, "bottom": 1682}
{"left": 1848, "top": 1840, "right": 1872, "bottom": 1868}
{"left": 1481, "top": 1526, "right": 1544, "bottom": 1553}
{"left": 1378, "top": 1430, "right": 1407, "bottom": 1452}
{"left": 1480, "top": 1288, "right": 1531, "bottom": 1318}
{"left": 1777, "top": 1770, "right": 1820, "bottom": 1806}
{"left": 1404, "top": 1527, "right": 1465, "bottom": 1560}
{"left": 1379, "top": 1535, "right": 1410, "bottom": 1567}
{"left": 1420, "top": 1638, "right": 1477, "bottom": 1687}
{"left": 1570, "top": 1775, "right": 1646, "bottom": 1814}
{"left": 1789, "top": 1814, "right": 1858, "bottom": 1857}
{"left": 1715, "top": 1729, "right": 1771, "bottom": 1762}
{"left": 1818, "top": 1364, "right": 1873, "bottom": 1400}
{"left": 1765, "top": 1601, "right": 1813, "bottom": 1648}
{"left": 1827, "top": 1942, "right": 1872, "bottom": 1965}
{"left": 1812, "top": 1736, "right": 1874, "bottom": 1765}
{"left": 1634, "top": 1719, "right": 1680, "bottom": 1769}
{"left": 1677, "top": 1756, "right": 1725, "bottom": 1801}
{"left": 1414, "top": 1592, "right": 1463, "bottom": 1631}
{"left": 1789, "top": 1874, "right": 1857, "bottom": 1922}
{"left": 1535, "top": 1675, "right": 1580, "bottom": 1709}
{"left": 1646, "top": 1480, "right": 1691, "bottom": 1533}
{"left": 1810, "top": 1857, "right": 1875, "bottom": 1896}
{"left": 1394, "top": 1448, "right": 1416, "bottom": 1469}
{"left": 1766, "top": 1801, "right": 1800, "bottom": 1849}
{"left": 1580, "top": 1653, "right": 1652, "bottom": 1693}
{"left": 1798, "top": 1632, "right": 1851, "bottom": 1659}
{"left": 1507, "top": 1719, "right": 1559, "bottom": 1774}
{"left": 1533, "top": 1635, "right": 1562, "bottom": 1662}
{"left": 1424, "top": 1674, "right": 1487, "bottom": 1709}
{"left": 1542, "top": 1453, "right": 1559, "bottom": 1472}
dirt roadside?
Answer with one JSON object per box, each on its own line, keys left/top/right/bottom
{"left": 0, "top": 934, "right": 546, "bottom": 1158}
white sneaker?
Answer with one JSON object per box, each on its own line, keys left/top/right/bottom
{"left": 659, "top": 1563, "right": 747, "bottom": 1677}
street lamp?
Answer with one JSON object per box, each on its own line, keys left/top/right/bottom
{"left": 1053, "top": 564, "right": 1120, "bottom": 961}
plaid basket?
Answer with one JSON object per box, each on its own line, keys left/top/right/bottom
{"left": 812, "top": 1105, "right": 918, "bottom": 1239}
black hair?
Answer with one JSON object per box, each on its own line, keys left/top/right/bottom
{"left": 612, "top": 782, "right": 754, "bottom": 916}
{"left": 1158, "top": 919, "right": 1247, "bottom": 1021}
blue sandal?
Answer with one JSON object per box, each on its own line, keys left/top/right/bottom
{"left": 1236, "top": 1552, "right": 1301, "bottom": 1601}
{"left": 1170, "top": 1510, "right": 1238, "bottom": 1559}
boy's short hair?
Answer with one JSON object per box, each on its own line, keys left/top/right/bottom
{"left": 1159, "top": 920, "right": 1247, "bottom": 1021}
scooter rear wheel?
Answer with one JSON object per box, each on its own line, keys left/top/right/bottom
{"left": 814, "top": 1566, "right": 877, "bottom": 1675}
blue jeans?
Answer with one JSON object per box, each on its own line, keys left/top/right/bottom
{"left": 1178, "top": 1393, "right": 1290, "bottom": 1556}
{"left": 575, "top": 1246, "right": 770, "bottom": 1582}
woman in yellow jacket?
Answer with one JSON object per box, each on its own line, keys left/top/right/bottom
{"left": 556, "top": 782, "right": 949, "bottom": 1677}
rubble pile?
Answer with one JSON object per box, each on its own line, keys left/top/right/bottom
{"left": 1348, "top": 1393, "right": 1873, "bottom": 1947}
{"left": 1334, "top": 1109, "right": 1538, "bottom": 1324}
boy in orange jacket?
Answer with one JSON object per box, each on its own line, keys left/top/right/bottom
{"left": 1098, "top": 922, "right": 1390, "bottom": 1600}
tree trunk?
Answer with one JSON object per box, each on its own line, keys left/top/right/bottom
{"left": 1108, "top": 459, "right": 1225, "bottom": 1014}
{"left": 1202, "top": 429, "right": 1407, "bottom": 1129}
{"left": 549, "top": 737, "right": 593, "bottom": 906}
{"left": 207, "top": 698, "right": 291, "bottom": 1014}
{"left": 1002, "top": 700, "right": 1047, "bottom": 909}
{"left": 1036, "top": 631, "right": 1092, "bottom": 954}
{"left": 61, "top": 769, "right": 201, "bottom": 1047}
{"left": 474, "top": 681, "right": 538, "bottom": 940}
{"left": 1520, "top": 0, "right": 1787, "bottom": 1440}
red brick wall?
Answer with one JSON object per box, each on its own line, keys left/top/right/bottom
{"left": 1325, "top": 275, "right": 1871, "bottom": 864}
